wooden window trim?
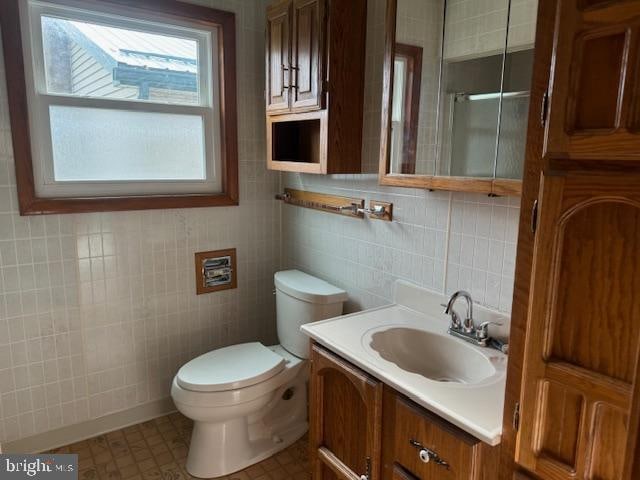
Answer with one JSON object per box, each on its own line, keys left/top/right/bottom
{"left": 394, "top": 43, "right": 423, "bottom": 175}
{"left": 0, "top": 0, "right": 239, "bottom": 215}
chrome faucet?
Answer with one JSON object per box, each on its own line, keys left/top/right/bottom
{"left": 444, "top": 291, "right": 503, "bottom": 350}
{"left": 444, "top": 290, "right": 474, "bottom": 333}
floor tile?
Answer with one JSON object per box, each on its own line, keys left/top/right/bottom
{"left": 47, "top": 413, "right": 310, "bottom": 479}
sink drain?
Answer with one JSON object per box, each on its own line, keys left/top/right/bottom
{"left": 435, "top": 377, "right": 458, "bottom": 383}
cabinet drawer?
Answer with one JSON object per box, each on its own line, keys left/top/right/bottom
{"left": 392, "top": 464, "right": 419, "bottom": 480}
{"left": 386, "top": 391, "right": 481, "bottom": 480}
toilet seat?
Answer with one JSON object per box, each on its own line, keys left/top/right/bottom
{"left": 176, "top": 342, "right": 286, "bottom": 393}
{"left": 171, "top": 345, "right": 305, "bottom": 409}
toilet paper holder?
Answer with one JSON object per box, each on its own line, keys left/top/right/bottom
{"left": 195, "top": 248, "right": 237, "bottom": 294}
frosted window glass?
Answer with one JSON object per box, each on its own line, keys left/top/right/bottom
{"left": 450, "top": 98, "right": 499, "bottom": 178}
{"left": 41, "top": 15, "right": 202, "bottom": 106}
{"left": 496, "top": 96, "right": 530, "bottom": 179}
{"left": 49, "top": 106, "right": 206, "bottom": 181}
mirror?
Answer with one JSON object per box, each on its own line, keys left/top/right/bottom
{"left": 382, "top": 0, "right": 538, "bottom": 195}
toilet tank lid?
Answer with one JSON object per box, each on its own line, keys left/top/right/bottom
{"left": 274, "top": 270, "right": 348, "bottom": 304}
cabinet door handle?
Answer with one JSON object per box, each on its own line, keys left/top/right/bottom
{"left": 410, "top": 439, "right": 449, "bottom": 469}
{"left": 281, "top": 64, "right": 289, "bottom": 89}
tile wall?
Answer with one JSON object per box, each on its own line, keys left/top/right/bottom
{"left": 0, "top": 0, "right": 280, "bottom": 444}
{"left": 444, "top": 0, "right": 538, "bottom": 60}
{"left": 282, "top": 176, "right": 520, "bottom": 316}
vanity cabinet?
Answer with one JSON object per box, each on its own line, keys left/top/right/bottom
{"left": 265, "top": 0, "right": 366, "bottom": 174}
{"left": 309, "top": 343, "right": 498, "bottom": 480}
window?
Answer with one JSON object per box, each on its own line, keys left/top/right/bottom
{"left": 1, "top": 0, "right": 238, "bottom": 214}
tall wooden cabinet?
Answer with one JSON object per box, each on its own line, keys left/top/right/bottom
{"left": 502, "top": 1, "right": 640, "bottom": 479}
{"left": 265, "top": 0, "right": 366, "bottom": 174}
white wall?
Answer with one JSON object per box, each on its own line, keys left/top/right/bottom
{"left": 0, "top": 0, "right": 278, "bottom": 444}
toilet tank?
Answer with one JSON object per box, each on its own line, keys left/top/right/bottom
{"left": 274, "top": 270, "right": 347, "bottom": 359}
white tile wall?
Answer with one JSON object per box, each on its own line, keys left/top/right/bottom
{"left": 282, "top": 174, "right": 520, "bottom": 315}
{"left": 444, "top": 0, "right": 538, "bottom": 60}
{"left": 0, "top": 0, "right": 280, "bottom": 444}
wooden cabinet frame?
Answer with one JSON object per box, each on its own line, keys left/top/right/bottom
{"left": 0, "top": 0, "right": 239, "bottom": 215}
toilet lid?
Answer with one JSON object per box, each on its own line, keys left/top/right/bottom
{"left": 176, "top": 342, "right": 286, "bottom": 392}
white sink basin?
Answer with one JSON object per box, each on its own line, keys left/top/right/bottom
{"left": 367, "top": 327, "right": 496, "bottom": 384}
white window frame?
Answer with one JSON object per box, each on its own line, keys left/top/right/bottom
{"left": 19, "top": 0, "right": 223, "bottom": 198}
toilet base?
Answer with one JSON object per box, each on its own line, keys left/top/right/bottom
{"left": 182, "top": 365, "right": 309, "bottom": 478}
{"left": 186, "top": 419, "right": 308, "bottom": 478}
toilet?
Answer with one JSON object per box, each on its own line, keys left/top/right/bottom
{"left": 171, "top": 269, "right": 347, "bottom": 478}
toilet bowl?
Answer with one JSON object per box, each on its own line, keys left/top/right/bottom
{"left": 171, "top": 270, "right": 347, "bottom": 478}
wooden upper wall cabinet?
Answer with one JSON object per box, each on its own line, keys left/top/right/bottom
{"left": 266, "top": 0, "right": 291, "bottom": 113}
{"left": 267, "top": 0, "right": 323, "bottom": 114}
{"left": 544, "top": 0, "right": 640, "bottom": 162}
{"left": 265, "top": 0, "right": 366, "bottom": 174}
{"left": 291, "top": 0, "right": 322, "bottom": 111}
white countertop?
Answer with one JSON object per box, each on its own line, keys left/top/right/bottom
{"left": 301, "top": 281, "right": 508, "bottom": 446}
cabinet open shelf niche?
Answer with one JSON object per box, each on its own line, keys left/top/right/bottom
{"left": 268, "top": 111, "right": 326, "bottom": 173}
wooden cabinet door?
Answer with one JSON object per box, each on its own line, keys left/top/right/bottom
{"left": 544, "top": 0, "right": 640, "bottom": 161}
{"left": 291, "top": 0, "right": 323, "bottom": 111}
{"left": 266, "top": 0, "right": 291, "bottom": 113}
{"left": 310, "top": 344, "right": 382, "bottom": 480}
{"left": 514, "top": 172, "right": 640, "bottom": 479}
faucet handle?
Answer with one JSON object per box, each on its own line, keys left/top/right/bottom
{"left": 476, "top": 321, "right": 503, "bottom": 340}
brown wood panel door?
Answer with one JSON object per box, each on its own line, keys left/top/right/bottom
{"left": 544, "top": 0, "right": 640, "bottom": 161}
{"left": 310, "top": 344, "right": 382, "bottom": 480}
{"left": 291, "top": 0, "right": 323, "bottom": 111}
{"left": 514, "top": 172, "right": 640, "bottom": 479}
{"left": 266, "top": 0, "right": 291, "bottom": 113}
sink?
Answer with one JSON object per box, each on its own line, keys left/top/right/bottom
{"left": 367, "top": 327, "right": 496, "bottom": 384}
